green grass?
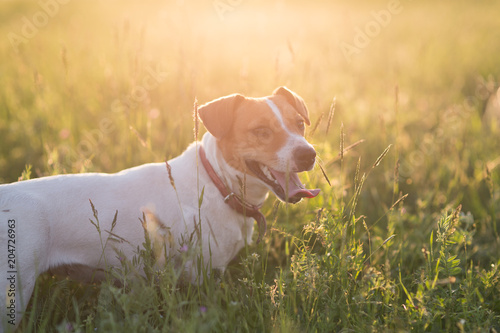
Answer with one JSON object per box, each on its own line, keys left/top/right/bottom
{"left": 1, "top": 0, "right": 500, "bottom": 331}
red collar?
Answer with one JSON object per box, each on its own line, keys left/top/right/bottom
{"left": 198, "top": 146, "right": 267, "bottom": 243}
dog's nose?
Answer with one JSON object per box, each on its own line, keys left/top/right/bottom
{"left": 293, "top": 146, "right": 316, "bottom": 171}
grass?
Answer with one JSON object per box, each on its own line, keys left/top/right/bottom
{"left": 1, "top": 0, "right": 500, "bottom": 331}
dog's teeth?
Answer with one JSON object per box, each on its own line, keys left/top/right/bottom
{"left": 260, "top": 165, "right": 273, "bottom": 180}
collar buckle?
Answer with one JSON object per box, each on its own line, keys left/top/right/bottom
{"left": 223, "top": 193, "right": 234, "bottom": 203}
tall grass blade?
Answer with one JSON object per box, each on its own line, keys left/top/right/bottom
{"left": 372, "top": 144, "right": 392, "bottom": 169}
{"left": 318, "top": 162, "right": 331, "bottom": 186}
{"left": 129, "top": 125, "right": 147, "bottom": 147}
{"left": 193, "top": 98, "right": 199, "bottom": 141}
{"left": 309, "top": 111, "right": 324, "bottom": 137}
{"left": 326, "top": 139, "right": 365, "bottom": 165}
{"left": 326, "top": 97, "right": 336, "bottom": 135}
{"left": 389, "top": 193, "right": 408, "bottom": 211}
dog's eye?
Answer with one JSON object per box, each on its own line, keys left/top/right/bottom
{"left": 297, "top": 120, "right": 305, "bottom": 131}
{"left": 252, "top": 127, "right": 273, "bottom": 141}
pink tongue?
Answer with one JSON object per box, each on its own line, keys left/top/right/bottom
{"left": 269, "top": 169, "right": 320, "bottom": 199}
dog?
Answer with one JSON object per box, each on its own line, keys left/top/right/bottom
{"left": 0, "top": 86, "right": 319, "bottom": 330}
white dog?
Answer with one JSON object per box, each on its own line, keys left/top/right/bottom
{"left": 0, "top": 86, "right": 319, "bottom": 330}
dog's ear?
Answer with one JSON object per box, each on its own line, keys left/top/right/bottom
{"left": 273, "top": 86, "right": 311, "bottom": 125}
{"left": 198, "top": 93, "right": 246, "bottom": 139}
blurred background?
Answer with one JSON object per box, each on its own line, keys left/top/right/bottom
{"left": 1, "top": 1, "right": 500, "bottom": 330}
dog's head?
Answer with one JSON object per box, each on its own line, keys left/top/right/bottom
{"left": 198, "top": 86, "right": 319, "bottom": 203}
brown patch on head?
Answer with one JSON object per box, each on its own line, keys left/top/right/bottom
{"left": 268, "top": 94, "right": 308, "bottom": 137}
{"left": 199, "top": 87, "right": 311, "bottom": 175}
{"left": 218, "top": 98, "right": 288, "bottom": 173}
{"left": 272, "top": 86, "right": 310, "bottom": 125}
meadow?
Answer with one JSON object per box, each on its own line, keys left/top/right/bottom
{"left": 1, "top": 0, "right": 499, "bottom": 331}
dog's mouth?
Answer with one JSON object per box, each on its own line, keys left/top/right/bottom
{"left": 246, "top": 160, "right": 320, "bottom": 204}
